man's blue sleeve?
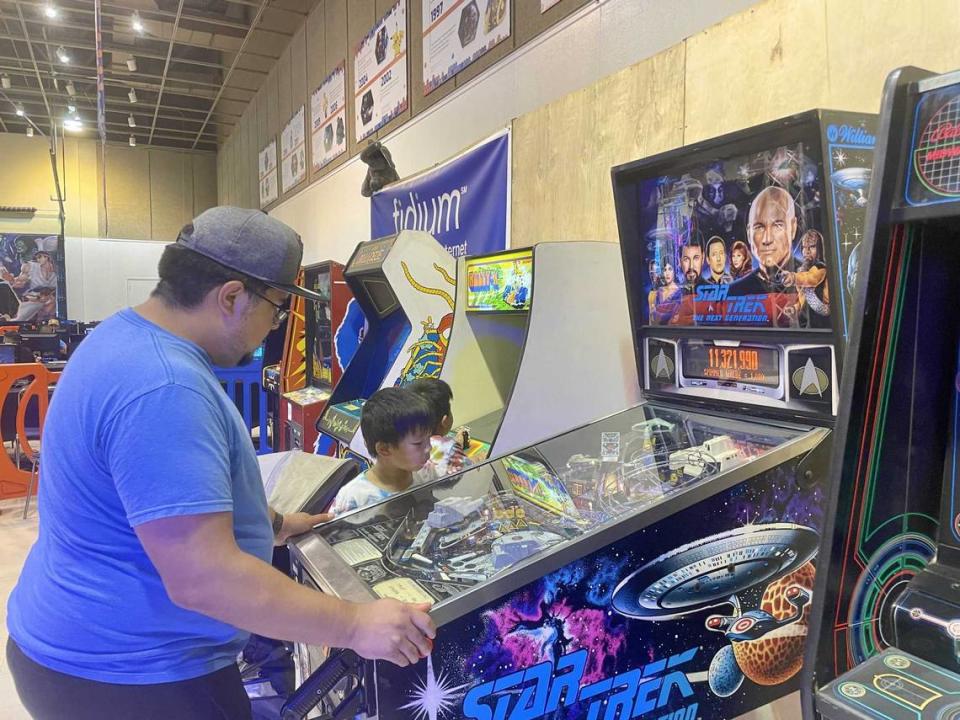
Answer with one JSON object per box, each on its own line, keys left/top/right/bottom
{"left": 102, "top": 384, "right": 234, "bottom": 526}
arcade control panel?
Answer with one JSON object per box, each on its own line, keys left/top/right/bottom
{"left": 819, "top": 649, "right": 960, "bottom": 720}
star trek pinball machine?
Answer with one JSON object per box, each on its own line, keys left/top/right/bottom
{"left": 282, "top": 109, "right": 876, "bottom": 720}
{"left": 807, "top": 68, "right": 960, "bottom": 720}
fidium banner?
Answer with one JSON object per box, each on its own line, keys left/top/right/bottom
{"left": 370, "top": 129, "right": 509, "bottom": 257}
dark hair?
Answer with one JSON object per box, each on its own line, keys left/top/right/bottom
{"left": 360, "top": 387, "right": 432, "bottom": 457}
{"left": 151, "top": 244, "right": 268, "bottom": 309}
{"left": 800, "top": 229, "right": 824, "bottom": 258}
{"left": 407, "top": 377, "right": 453, "bottom": 431}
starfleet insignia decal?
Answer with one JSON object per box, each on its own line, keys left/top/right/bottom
{"left": 651, "top": 349, "right": 675, "bottom": 379}
{"left": 792, "top": 358, "right": 829, "bottom": 396}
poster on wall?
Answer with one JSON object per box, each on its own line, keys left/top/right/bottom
{"left": 422, "top": 0, "right": 510, "bottom": 95}
{"left": 310, "top": 64, "right": 347, "bottom": 171}
{"left": 354, "top": 0, "right": 407, "bottom": 142}
{"left": 541, "top": 0, "right": 562, "bottom": 11}
{"left": 0, "top": 234, "right": 62, "bottom": 321}
{"left": 258, "top": 140, "right": 279, "bottom": 208}
{"left": 636, "top": 141, "right": 831, "bottom": 330}
{"left": 370, "top": 129, "right": 510, "bottom": 257}
{"left": 281, "top": 106, "right": 307, "bottom": 193}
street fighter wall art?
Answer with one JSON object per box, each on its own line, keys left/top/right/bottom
{"left": 639, "top": 144, "right": 831, "bottom": 330}
{"left": 0, "top": 234, "right": 61, "bottom": 322}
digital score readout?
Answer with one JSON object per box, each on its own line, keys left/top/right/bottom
{"left": 682, "top": 344, "right": 780, "bottom": 388}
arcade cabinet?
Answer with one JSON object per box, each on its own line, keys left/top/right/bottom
{"left": 283, "top": 110, "right": 874, "bottom": 720}
{"left": 214, "top": 323, "right": 285, "bottom": 455}
{"left": 315, "top": 230, "right": 456, "bottom": 466}
{"left": 278, "top": 261, "right": 354, "bottom": 452}
{"left": 809, "top": 68, "right": 960, "bottom": 720}
{"left": 436, "top": 242, "right": 640, "bottom": 460}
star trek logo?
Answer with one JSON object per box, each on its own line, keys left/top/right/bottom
{"left": 650, "top": 349, "right": 675, "bottom": 380}
{"left": 792, "top": 357, "right": 829, "bottom": 396}
{"left": 461, "top": 647, "right": 699, "bottom": 720}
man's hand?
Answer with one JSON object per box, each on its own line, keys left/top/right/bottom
{"left": 348, "top": 600, "right": 435, "bottom": 667}
{"left": 277, "top": 511, "right": 331, "bottom": 544}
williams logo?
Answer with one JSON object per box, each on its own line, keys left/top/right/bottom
{"left": 792, "top": 358, "right": 829, "bottom": 396}
{"left": 827, "top": 124, "right": 876, "bottom": 147}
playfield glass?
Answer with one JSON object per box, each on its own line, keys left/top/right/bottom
{"left": 308, "top": 403, "right": 816, "bottom": 605}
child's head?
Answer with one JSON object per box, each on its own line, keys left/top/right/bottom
{"left": 407, "top": 377, "right": 454, "bottom": 436}
{"left": 360, "top": 387, "right": 433, "bottom": 470}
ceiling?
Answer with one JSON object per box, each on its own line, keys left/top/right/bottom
{"left": 0, "top": 0, "right": 315, "bottom": 152}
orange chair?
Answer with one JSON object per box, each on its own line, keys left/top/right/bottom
{"left": 0, "top": 364, "right": 58, "bottom": 515}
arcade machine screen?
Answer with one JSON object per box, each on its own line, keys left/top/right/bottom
{"left": 465, "top": 250, "right": 533, "bottom": 312}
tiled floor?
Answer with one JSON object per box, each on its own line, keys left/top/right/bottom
{"left": 0, "top": 496, "right": 38, "bottom": 720}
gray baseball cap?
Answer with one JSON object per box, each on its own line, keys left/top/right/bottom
{"left": 175, "top": 206, "right": 322, "bottom": 302}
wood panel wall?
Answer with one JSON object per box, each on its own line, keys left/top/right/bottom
{"left": 511, "top": 0, "right": 960, "bottom": 246}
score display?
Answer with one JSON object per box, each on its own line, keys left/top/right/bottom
{"left": 682, "top": 343, "right": 781, "bottom": 388}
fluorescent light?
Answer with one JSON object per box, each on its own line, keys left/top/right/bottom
{"left": 127, "top": 114, "right": 136, "bottom": 127}
{"left": 63, "top": 117, "right": 82, "bottom": 132}
{"left": 14, "top": 104, "right": 24, "bottom": 117}
{"left": 126, "top": 57, "right": 137, "bottom": 72}
{"left": 66, "top": 80, "right": 75, "bottom": 96}
{"left": 132, "top": 12, "right": 144, "bottom": 34}
{"left": 129, "top": 135, "right": 136, "bottom": 147}
{"left": 26, "top": 127, "right": 34, "bottom": 138}
{"left": 56, "top": 46, "right": 70, "bottom": 64}
{"left": 44, "top": 4, "right": 58, "bottom": 19}
{"left": 128, "top": 88, "right": 137, "bottom": 103}
{"left": 1, "top": 75, "right": 10, "bottom": 90}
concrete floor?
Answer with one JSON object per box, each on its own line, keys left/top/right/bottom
{"left": 0, "top": 496, "right": 38, "bottom": 719}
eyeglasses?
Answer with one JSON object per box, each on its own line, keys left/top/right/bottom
{"left": 245, "top": 286, "right": 289, "bottom": 327}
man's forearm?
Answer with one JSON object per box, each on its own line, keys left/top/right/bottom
{"left": 177, "top": 548, "right": 358, "bottom": 649}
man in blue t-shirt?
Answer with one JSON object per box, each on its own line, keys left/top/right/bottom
{"left": 6, "top": 207, "right": 435, "bottom": 720}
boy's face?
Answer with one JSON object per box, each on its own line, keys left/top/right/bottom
{"left": 379, "top": 428, "right": 432, "bottom": 471}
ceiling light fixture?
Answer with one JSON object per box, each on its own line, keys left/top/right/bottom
{"left": 128, "top": 88, "right": 137, "bottom": 103}
{"left": 67, "top": 103, "right": 76, "bottom": 113}
{"left": 56, "top": 46, "right": 70, "bottom": 64}
{"left": 126, "top": 57, "right": 137, "bottom": 72}
{"left": 44, "top": 4, "right": 58, "bottom": 19}
{"left": 64, "top": 116, "right": 82, "bottom": 132}
{"left": 129, "top": 135, "right": 136, "bottom": 147}
{"left": 1, "top": 74, "right": 10, "bottom": 90}
{"left": 66, "top": 80, "right": 76, "bottom": 96}
{"left": 132, "top": 12, "right": 144, "bottom": 34}
{"left": 128, "top": 114, "right": 136, "bottom": 127}
{"left": 14, "top": 104, "right": 24, "bottom": 117}
{"left": 26, "top": 127, "right": 34, "bottom": 137}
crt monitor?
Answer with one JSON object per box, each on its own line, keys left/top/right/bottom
{"left": 20, "top": 332, "right": 60, "bottom": 357}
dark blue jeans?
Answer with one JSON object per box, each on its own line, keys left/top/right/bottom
{"left": 6, "top": 637, "right": 252, "bottom": 719}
